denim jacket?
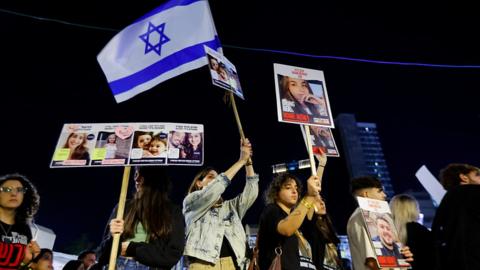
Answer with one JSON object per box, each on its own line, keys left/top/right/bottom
{"left": 183, "top": 173, "right": 259, "bottom": 269}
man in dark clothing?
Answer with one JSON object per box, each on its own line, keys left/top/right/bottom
{"left": 432, "top": 163, "right": 480, "bottom": 270}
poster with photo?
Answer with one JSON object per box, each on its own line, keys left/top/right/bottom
{"left": 91, "top": 124, "right": 133, "bottom": 166}
{"left": 167, "top": 123, "right": 204, "bottom": 166}
{"left": 51, "top": 122, "right": 204, "bottom": 168}
{"left": 357, "top": 197, "right": 411, "bottom": 269}
{"left": 274, "top": 63, "right": 334, "bottom": 127}
{"left": 205, "top": 46, "right": 244, "bottom": 99}
{"left": 129, "top": 123, "right": 168, "bottom": 166}
{"left": 51, "top": 124, "right": 96, "bottom": 167}
{"left": 300, "top": 126, "right": 340, "bottom": 157}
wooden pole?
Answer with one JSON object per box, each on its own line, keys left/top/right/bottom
{"left": 108, "top": 166, "right": 131, "bottom": 270}
{"left": 230, "top": 92, "right": 246, "bottom": 140}
{"left": 304, "top": 125, "right": 317, "bottom": 176}
{"left": 229, "top": 92, "right": 252, "bottom": 163}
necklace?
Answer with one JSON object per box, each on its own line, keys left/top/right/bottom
{"left": 0, "top": 221, "right": 13, "bottom": 237}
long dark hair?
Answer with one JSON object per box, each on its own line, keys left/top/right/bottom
{"left": 0, "top": 173, "right": 40, "bottom": 225}
{"left": 316, "top": 213, "right": 339, "bottom": 245}
{"left": 123, "top": 167, "right": 172, "bottom": 241}
{"left": 280, "top": 75, "right": 321, "bottom": 117}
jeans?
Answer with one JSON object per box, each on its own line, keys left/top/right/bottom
{"left": 112, "top": 257, "right": 150, "bottom": 270}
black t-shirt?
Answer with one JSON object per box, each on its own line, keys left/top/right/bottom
{"left": 0, "top": 221, "right": 32, "bottom": 270}
{"left": 258, "top": 203, "right": 300, "bottom": 270}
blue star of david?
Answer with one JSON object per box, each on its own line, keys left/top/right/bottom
{"left": 139, "top": 22, "right": 170, "bottom": 56}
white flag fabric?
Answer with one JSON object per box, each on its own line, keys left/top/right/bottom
{"left": 97, "top": 0, "right": 221, "bottom": 103}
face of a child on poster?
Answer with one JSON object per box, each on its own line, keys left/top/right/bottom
{"left": 376, "top": 217, "right": 394, "bottom": 249}
{"left": 149, "top": 140, "right": 166, "bottom": 155}
{"left": 137, "top": 134, "right": 152, "bottom": 150}
{"left": 188, "top": 133, "right": 202, "bottom": 147}
{"left": 107, "top": 134, "right": 116, "bottom": 144}
{"left": 67, "top": 133, "right": 86, "bottom": 150}
{"left": 218, "top": 67, "right": 228, "bottom": 81}
{"left": 288, "top": 78, "right": 310, "bottom": 104}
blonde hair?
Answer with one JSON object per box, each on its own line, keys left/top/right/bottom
{"left": 389, "top": 194, "right": 419, "bottom": 244}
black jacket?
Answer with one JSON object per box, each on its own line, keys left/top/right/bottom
{"left": 432, "top": 185, "right": 480, "bottom": 270}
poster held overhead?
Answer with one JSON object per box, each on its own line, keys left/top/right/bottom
{"left": 205, "top": 46, "right": 244, "bottom": 100}
{"left": 50, "top": 123, "right": 204, "bottom": 167}
{"left": 300, "top": 125, "right": 340, "bottom": 157}
{"left": 273, "top": 63, "right": 334, "bottom": 127}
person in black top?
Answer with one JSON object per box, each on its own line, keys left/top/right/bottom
{"left": 432, "top": 163, "right": 480, "bottom": 270}
{"left": 96, "top": 166, "right": 185, "bottom": 270}
{"left": 0, "top": 173, "right": 40, "bottom": 270}
{"left": 390, "top": 194, "right": 434, "bottom": 270}
{"left": 258, "top": 170, "right": 320, "bottom": 270}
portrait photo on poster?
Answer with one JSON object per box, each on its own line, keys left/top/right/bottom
{"left": 274, "top": 63, "right": 334, "bottom": 127}
{"left": 357, "top": 197, "right": 411, "bottom": 269}
{"left": 204, "top": 46, "right": 244, "bottom": 99}
{"left": 50, "top": 124, "right": 95, "bottom": 168}
{"left": 167, "top": 123, "right": 204, "bottom": 166}
{"left": 300, "top": 125, "right": 340, "bottom": 157}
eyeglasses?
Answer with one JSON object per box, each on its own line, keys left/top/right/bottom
{"left": 0, "top": 186, "right": 28, "bottom": 194}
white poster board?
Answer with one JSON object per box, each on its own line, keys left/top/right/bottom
{"left": 357, "top": 197, "right": 410, "bottom": 269}
{"left": 274, "top": 63, "right": 334, "bottom": 127}
{"left": 300, "top": 126, "right": 340, "bottom": 157}
{"left": 51, "top": 123, "right": 204, "bottom": 167}
{"left": 205, "top": 46, "right": 244, "bottom": 99}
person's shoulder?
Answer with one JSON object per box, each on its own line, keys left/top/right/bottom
{"left": 261, "top": 203, "right": 281, "bottom": 217}
{"left": 407, "top": 221, "right": 429, "bottom": 231}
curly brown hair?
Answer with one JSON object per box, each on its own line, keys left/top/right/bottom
{"left": 0, "top": 173, "right": 40, "bottom": 224}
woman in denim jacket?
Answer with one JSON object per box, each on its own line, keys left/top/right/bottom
{"left": 183, "top": 138, "right": 258, "bottom": 270}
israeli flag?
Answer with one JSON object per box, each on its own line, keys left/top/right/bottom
{"left": 97, "top": 0, "right": 222, "bottom": 103}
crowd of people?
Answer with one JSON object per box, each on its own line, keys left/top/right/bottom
{"left": 1, "top": 141, "right": 479, "bottom": 270}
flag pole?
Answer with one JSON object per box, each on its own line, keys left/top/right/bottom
{"left": 304, "top": 125, "right": 317, "bottom": 176}
{"left": 108, "top": 166, "right": 131, "bottom": 270}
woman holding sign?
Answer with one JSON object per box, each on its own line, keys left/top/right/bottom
{"left": 97, "top": 166, "right": 185, "bottom": 270}
{"left": 300, "top": 154, "right": 344, "bottom": 270}
{"left": 258, "top": 167, "right": 320, "bottom": 270}
{"left": 183, "top": 138, "right": 258, "bottom": 270}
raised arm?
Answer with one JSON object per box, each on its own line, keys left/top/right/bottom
{"left": 224, "top": 138, "right": 252, "bottom": 179}
{"left": 277, "top": 175, "right": 320, "bottom": 236}
{"left": 307, "top": 152, "right": 327, "bottom": 219}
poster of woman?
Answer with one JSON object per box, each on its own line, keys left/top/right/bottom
{"left": 274, "top": 63, "right": 334, "bottom": 127}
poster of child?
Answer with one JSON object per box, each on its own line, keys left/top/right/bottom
{"left": 274, "top": 63, "right": 334, "bottom": 127}
{"left": 91, "top": 124, "right": 133, "bottom": 166}
{"left": 300, "top": 126, "right": 340, "bottom": 157}
{"left": 167, "top": 123, "right": 204, "bottom": 165}
{"left": 204, "top": 46, "right": 244, "bottom": 99}
{"left": 129, "top": 123, "right": 168, "bottom": 165}
{"left": 51, "top": 124, "right": 96, "bottom": 167}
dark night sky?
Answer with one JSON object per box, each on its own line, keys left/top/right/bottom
{"left": 1, "top": 1, "right": 479, "bottom": 253}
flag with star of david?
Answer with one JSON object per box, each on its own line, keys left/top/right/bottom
{"left": 97, "top": 0, "right": 222, "bottom": 103}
